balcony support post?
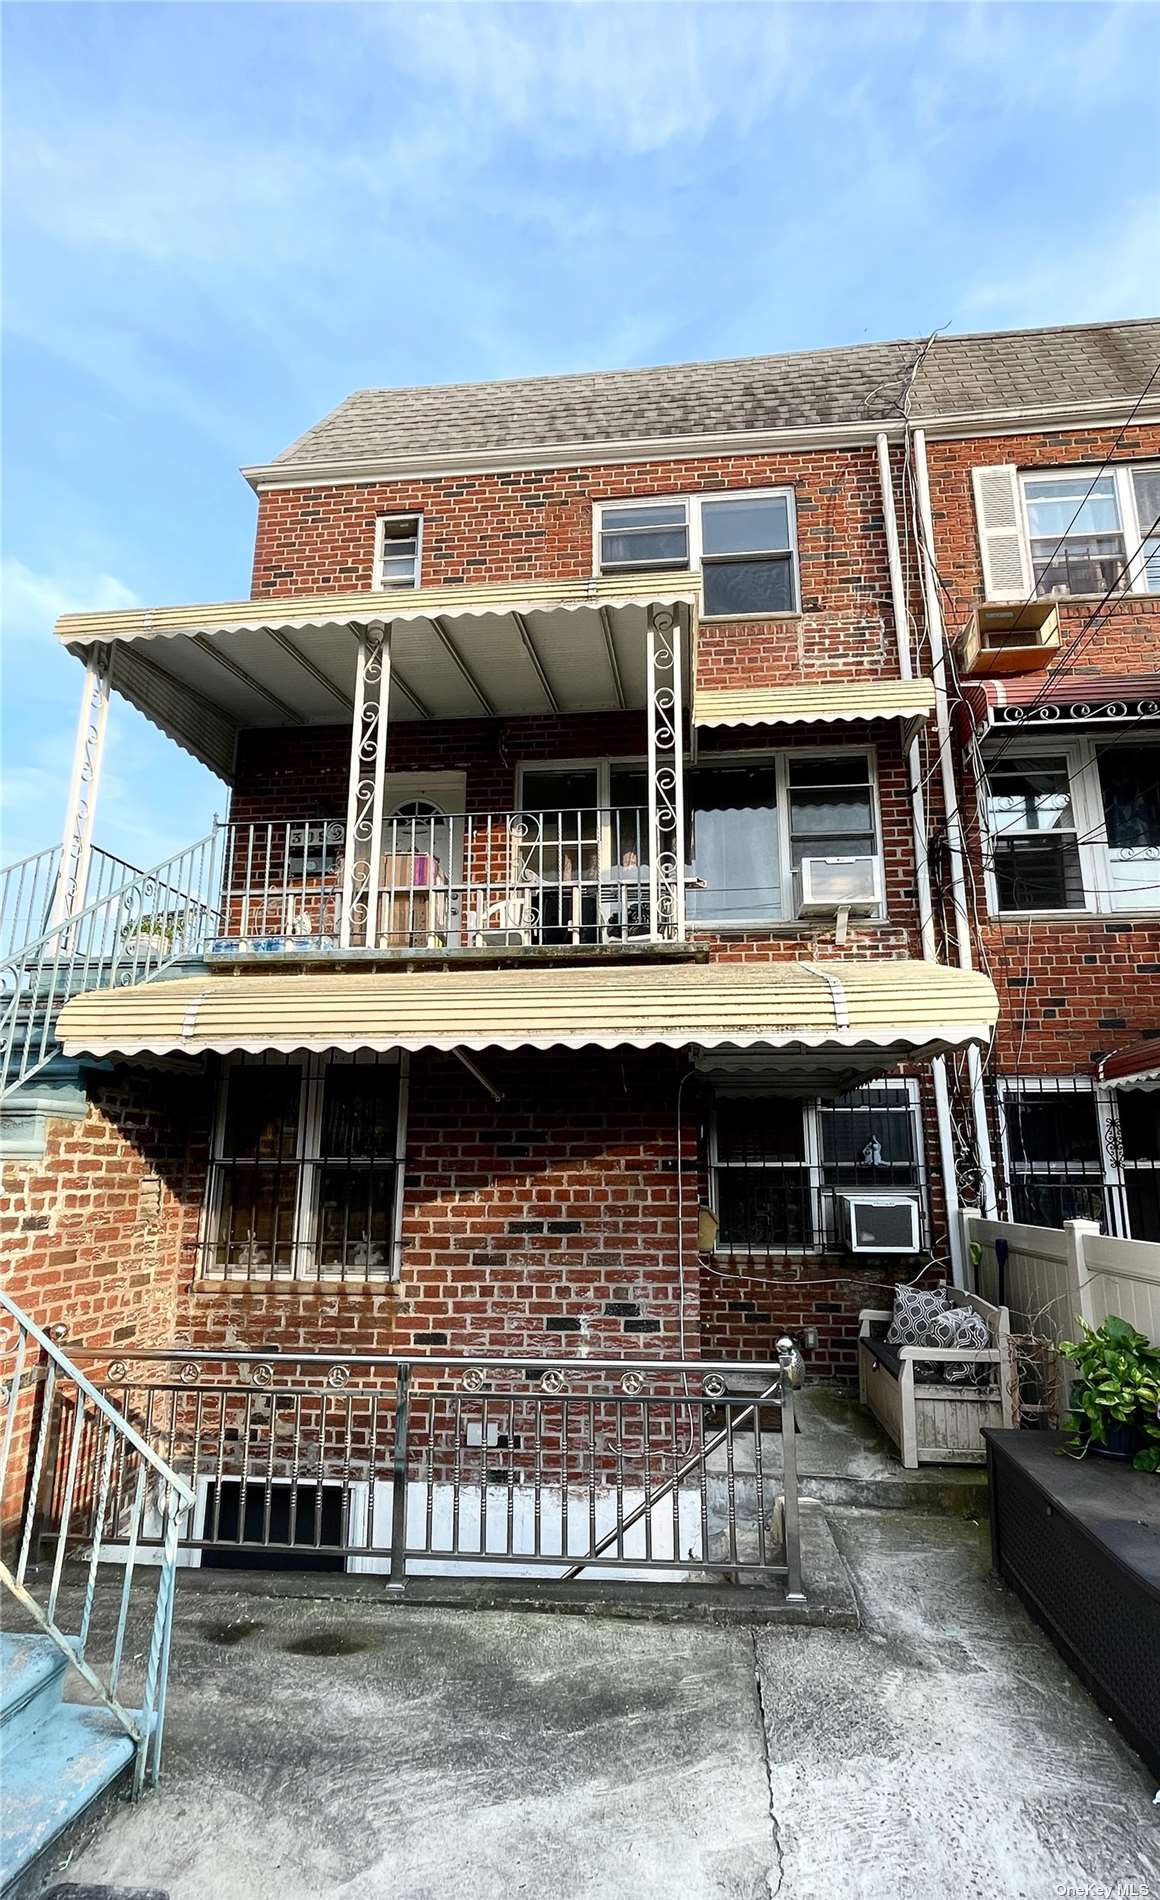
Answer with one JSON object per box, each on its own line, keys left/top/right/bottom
{"left": 646, "top": 604, "right": 686, "bottom": 941}
{"left": 340, "top": 621, "right": 392, "bottom": 948}
{"left": 50, "top": 642, "right": 114, "bottom": 929}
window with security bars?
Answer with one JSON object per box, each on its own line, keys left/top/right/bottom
{"left": 983, "top": 741, "right": 1160, "bottom": 915}
{"left": 204, "top": 1054, "right": 405, "bottom": 1281}
{"left": 999, "top": 1078, "right": 1160, "bottom": 1241}
{"left": 709, "top": 1083, "right": 925, "bottom": 1256}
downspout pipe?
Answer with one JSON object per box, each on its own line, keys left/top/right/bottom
{"left": 877, "top": 433, "right": 966, "bottom": 1286}
{"left": 910, "top": 429, "right": 998, "bottom": 1230}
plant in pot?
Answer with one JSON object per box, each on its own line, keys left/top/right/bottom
{"left": 1058, "top": 1314, "right": 1160, "bottom": 1472}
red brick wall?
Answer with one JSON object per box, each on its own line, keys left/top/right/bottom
{"left": 251, "top": 444, "right": 901, "bottom": 689}
{"left": 926, "top": 424, "right": 1160, "bottom": 1084}
{"left": 174, "top": 1050, "right": 700, "bottom": 1362}
{"left": 0, "top": 1068, "right": 210, "bottom": 1527}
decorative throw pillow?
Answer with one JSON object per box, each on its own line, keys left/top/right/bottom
{"left": 929, "top": 1305, "right": 991, "bottom": 1384}
{"left": 886, "top": 1282, "right": 948, "bottom": 1346}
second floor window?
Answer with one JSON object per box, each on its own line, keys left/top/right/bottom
{"left": 983, "top": 740, "right": 1160, "bottom": 914}
{"left": 377, "top": 514, "right": 422, "bottom": 589}
{"left": 686, "top": 751, "right": 879, "bottom": 925}
{"left": 597, "top": 490, "right": 798, "bottom": 615}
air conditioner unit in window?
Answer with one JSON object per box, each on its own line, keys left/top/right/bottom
{"left": 796, "top": 856, "right": 882, "bottom": 919}
{"left": 960, "top": 600, "right": 1060, "bottom": 677}
{"left": 836, "top": 1194, "right": 921, "bottom": 1255}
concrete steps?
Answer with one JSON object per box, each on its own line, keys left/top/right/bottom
{"left": 0, "top": 1636, "right": 139, "bottom": 1898}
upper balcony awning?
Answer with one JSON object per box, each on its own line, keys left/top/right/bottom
{"left": 53, "top": 575, "right": 699, "bottom": 781}
{"left": 57, "top": 957, "right": 998, "bottom": 1088}
{"left": 693, "top": 679, "right": 936, "bottom": 744}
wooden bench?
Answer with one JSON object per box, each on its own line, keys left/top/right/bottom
{"left": 858, "top": 1291, "right": 1015, "bottom": 1468}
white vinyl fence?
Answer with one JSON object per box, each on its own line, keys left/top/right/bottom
{"left": 964, "top": 1213, "right": 1160, "bottom": 1420}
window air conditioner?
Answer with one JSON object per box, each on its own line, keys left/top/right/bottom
{"left": 960, "top": 601, "right": 1060, "bottom": 677}
{"left": 796, "top": 856, "right": 882, "bottom": 918}
{"left": 836, "top": 1194, "right": 921, "bottom": 1255}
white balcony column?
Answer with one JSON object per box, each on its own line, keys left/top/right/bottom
{"left": 646, "top": 603, "right": 686, "bottom": 941}
{"left": 340, "top": 621, "right": 392, "bottom": 948}
{"left": 49, "top": 642, "right": 114, "bottom": 929}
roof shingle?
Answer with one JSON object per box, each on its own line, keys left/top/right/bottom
{"left": 266, "top": 319, "right": 1160, "bottom": 471}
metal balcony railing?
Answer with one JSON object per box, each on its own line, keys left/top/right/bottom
{"left": 52, "top": 1342, "right": 805, "bottom": 1598}
{"left": 213, "top": 810, "right": 657, "bottom": 953}
{"left": 0, "top": 843, "right": 145, "bottom": 964}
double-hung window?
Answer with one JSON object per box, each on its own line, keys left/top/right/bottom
{"left": 685, "top": 751, "right": 880, "bottom": 925}
{"left": 376, "top": 515, "right": 422, "bottom": 589}
{"left": 999, "top": 1079, "right": 1160, "bottom": 1242}
{"left": 975, "top": 463, "right": 1160, "bottom": 601}
{"left": 596, "top": 490, "right": 798, "bottom": 615}
{"left": 982, "top": 739, "right": 1160, "bottom": 914}
{"left": 709, "top": 1082, "right": 925, "bottom": 1255}
{"left": 204, "top": 1054, "right": 406, "bottom": 1282}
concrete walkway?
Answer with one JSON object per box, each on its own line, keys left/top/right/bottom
{"left": 62, "top": 1512, "right": 1159, "bottom": 1900}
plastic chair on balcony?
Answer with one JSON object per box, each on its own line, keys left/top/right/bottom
{"left": 469, "top": 890, "right": 534, "bottom": 948}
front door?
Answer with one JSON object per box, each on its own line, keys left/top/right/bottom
{"left": 380, "top": 772, "right": 466, "bottom": 948}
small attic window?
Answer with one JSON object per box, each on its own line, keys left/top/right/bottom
{"left": 377, "top": 514, "right": 422, "bottom": 590}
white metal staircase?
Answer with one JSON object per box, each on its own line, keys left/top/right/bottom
{"left": 0, "top": 1292, "right": 193, "bottom": 1891}
{"left": 0, "top": 833, "right": 221, "bottom": 1103}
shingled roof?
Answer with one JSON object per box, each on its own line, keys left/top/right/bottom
{"left": 263, "top": 319, "right": 1160, "bottom": 472}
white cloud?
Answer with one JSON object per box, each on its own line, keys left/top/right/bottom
{"left": 1, "top": 559, "right": 140, "bottom": 643}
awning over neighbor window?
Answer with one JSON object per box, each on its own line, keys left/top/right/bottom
{"left": 960, "top": 673, "right": 1160, "bottom": 736}
{"left": 692, "top": 679, "right": 935, "bottom": 730}
{"left": 1100, "top": 1038, "right": 1160, "bottom": 1092}
{"left": 57, "top": 959, "right": 997, "bottom": 1073}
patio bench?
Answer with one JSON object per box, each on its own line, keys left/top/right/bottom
{"left": 858, "top": 1291, "right": 1015, "bottom": 1468}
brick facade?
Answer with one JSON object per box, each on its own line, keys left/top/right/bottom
{"left": 5, "top": 388, "right": 1158, "bottom": 1396}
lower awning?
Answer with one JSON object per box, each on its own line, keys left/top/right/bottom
{"left": 1100, "top": 1037, "right": 1160, "bottom": 1092}
{"left": 58, "top": 958, "right": 997, "bottom": 1069}
{"left": 693, "top": 679, "right": 935, "bottom": 747}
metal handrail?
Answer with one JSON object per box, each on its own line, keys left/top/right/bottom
{"left": 0, "top": 828, "right": 222, "bottom": 1101}
{"left": 61, "top": 1340, "right": 806, "bottom": 1600}
{"left": 0, "top": 1290, "right": 193, "bottom": 1795}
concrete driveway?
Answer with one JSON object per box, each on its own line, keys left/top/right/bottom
{"left": 64, "top": 1510, "right": 1159, "bottom": 1900}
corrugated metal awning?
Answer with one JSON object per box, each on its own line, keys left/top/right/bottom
{"left": 53, "top": 575, "right": 698, "bottom": 781}
{"left": 1100, "top": 1037, "right": 1160, "bottom": 1092}
{"left": 693, "top": 680, "right": 935, "bottom": 729}
{"left": 58, "top": 958, "right": 998, "bottom": 1062}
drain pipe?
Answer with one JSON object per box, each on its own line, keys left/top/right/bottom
{"left": 910, "top": 428, "right": 998, "bottom": 1233}
{"left": 877, "top": 432, "right": 967, "bottom": 1287}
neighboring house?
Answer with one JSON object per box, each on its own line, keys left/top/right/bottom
{"left": 1, "top": 319, "right": 1157, "bottom": 1403}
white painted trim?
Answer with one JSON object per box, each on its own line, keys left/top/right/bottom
{"left": 1017, "top": 460, "right": 1160, "bottom": 600}
{"left": 241, "top": 398, "right": 1160, "bottom": 491}
{"left": 593, "top": 485, "right": 800, "bottom": 613}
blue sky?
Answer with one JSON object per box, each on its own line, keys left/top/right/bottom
{"left": 3, "top": 0, "right": 1158, "bottom": 870}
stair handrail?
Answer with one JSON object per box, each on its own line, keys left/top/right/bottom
{"left": 0, "top": 1290, "right": 194, "bottom": 1793}
{"left": 0, "top": 827, "right": 223, "bottom": 1101}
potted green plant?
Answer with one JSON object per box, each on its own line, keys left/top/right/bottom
{"left": 1058, "top": 1314, "right": 1160, "bottom": 1472}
